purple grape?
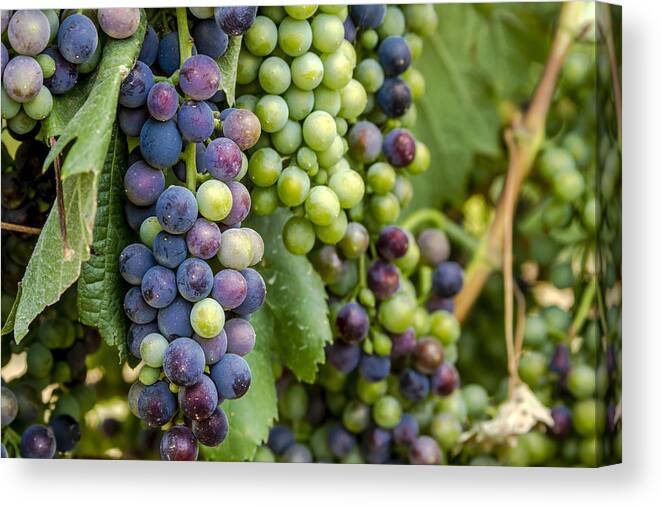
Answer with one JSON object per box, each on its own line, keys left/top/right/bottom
{"left": 1, "top": 10, "right": 12, "bottom": 35}
{"left": 178, "top": 374, "right": 219, "bottom": 421}
{"left": 550, "top": 405, "right": 572, "bottom": 437}
{"left": 350, "top": 5, "right": 386, "bottom": 29}
{"left": 120, "top": 60, "right": 154, "bottom": 108}
{"left": 177, "top": 100, "right": 215, "bottom": 143}
{"left": 268, "top": 425, "right": 295, "bottom": 455}
{"left": 160, "top": 425, "right": 198, "bottom": 461}
{"left": 327, "top": 423, "right": 356, "bottom": 458}
{"left": 152, "top": 231, "right": 187, "bottom": 269}
{"left": 20, "top": 424, "right": 56, "bottom": 458}
{"left": 179, "top": 54, "right": 221, "bottom": 101}
{"left": 137, "top": 380, "right": 177, "bottom": 427}
{"left": 224, "top": 318, "right": 255, "bottom": 356}
{"left": 376, "top": 226, "right": 409, "bottom": 260}
{"left": 390, "top": 328, "right": 416, "bottom": 358}
{"left": 377, "top": 77, "right": 412, "bottom": 118}
{"left": 378, "top": 36, "right": 412, "bottom": 77}
{"left": 393, "top": 413, "right": 419, "bottom": 445}
{"left": 128, "top": 322, "right": 159, "bottom": 359}
{"left": 221, "top": 181, "right": 251, "bottom": 225}
{"left": 124, "top": 286, "right": 157, "bottom": 324}
{"left": 325, "top": 341, "right": 361, "bottom": 373}
{"left": 157, "top": 32, "right": 181, "bottom": 76}
{"left": 157, "top": 297, "right": 193, "bottom": 341}
{"left": 42, "top": 47, "right": 77, "bottom": 95}
{"left": 234, "top": 268, "right": 266, "bottom": 315}
{"left": 50, "top": 414, "right": 81, "bottom": 452}
{"left": 97, "top": 8, "right": 140, "bottom": 39}
{"left": 192, "top": 19, "right": 229, "bottom": 59}
{"left": 147, "top": 82, "right": 178, "bottom": 121}
{"left": 191, "top": 407, "right": 228, "bottom": 446}
{"left": 399, "top": 368, "right": 430, "bottom": 401}
{"left": 118, "top": 105, "right": 149, "bottom": 137}
{"left": 431, "top": 261, "right": 464, "bottom": 298}
{"left": 124, "top": 160, "right": 165, "bottom": 206}
{"left": 362, "top": 426, "right": 392, "bottom": 464}
{"left": 367, "top": 261, "right": 400, "bottom": 300}
{"left": 205, "top": 137, "right": 243, "bottom": 182}
{"left": 348, "top": 121, "right": 382, "bottom": 163}
{"left": 155, "top": 185, "right": 198, "bottom": 234}
{"left": 1, "top": 43, "right": 8, "bottom": 76}
{"left": 383, "top": 128, "right": 416, "bottom": 167}
{"left": 425, "top": 294, "right": 455, "bottom": 313}
{"left": 192, "top": 330, "right": 227, "bottom": 365}
{"left": 359, "top": 354, "right": 391, "bottom": 382}
{"left": 222, "top": 108, "right": 261, "bottom": 150}
{"left": 211, "top": 269, "right": 247, "bottom": 310}
{"left": 141, "top": 265, "right": 177, "bottom": 309}
{"left": 210, "top": 353, "right": 251, "bottom": 399}
{"left": 186, "top": 218, "right": 221, "bottom": 259}
{"left": 7, "top": 10, "right": 50, "bottom": 56}
{"left": 549, "top": 344, "right": 570, "bottom": 375}
{"left": 140, "top": 118, "right": 183, "bottom": 169}
{"left": 119, "top": 243, "right": 156, "bottom": 285}
{"left": 430, "top": 362, "right": 460, "bottom": 396}
{"left": 2, "top": 55, "right": 43, "bottom": 103}
{"left": 163, "top": 337, "right": 206, "bottom": 387}
{"left": 413, "top": 338, "right": 444, "bottom": 374}
{"left": 139, "top": 25, "right": 159, "bottom": 66}
{"left": 418, "top": 229, "right": 450, "bottom": 266}
{"left": 124, "top": 202, "right": 155, "bottom": 231}
{"left": 214, "top": 6, "right": 257, "bottom": 36}
{"left": 176, "top": 258, "right": 214, "bottom": 302}
{"left": 408, "top": 436, "right": 442, "bottom": 465}
{"left": 335, "top": 302, "right": 369, "bottom": 343}
{"left": 57, "top": 13, "right": 98, "bottom": 64}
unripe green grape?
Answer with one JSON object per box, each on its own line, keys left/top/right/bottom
{"left": 524, "top": 313, "right": 548, "bottom": 348}
{"left": 394, "top": 234, "right": 420, "bottom": 275}
{"left": 235, "top": 152, "right": 249, "bottom": 181}
{"left": 553, "top": 169, "right": 585, "bottom": 202}
{"left": 338, "top": 40, "right": 357, "bottom": 68}
{"left": 283, "top": 216, "right": 316, "bottom": 255}
{"left": 236, "top": 48, "right": 262, "bottom": 84}
{"left": 339, "top": 79, "right": 367, "bottom": 120}
{"left": 291, "top": 52, "right": 324, "bottom": 91}
{"left": 196, "top": 180, "right": 233, "bottom": 221}
{"left": 190, "top": 7, "right": 214, "bottom": 18}
{"left": 296, "top": 146, "right": 319, "bottom": 174}
{"left": 360, "top": 29, "right": 379, "bottom": 50}
{"left": 139, "top": 365, "right": 161, "bottom": 385}
{"left": 254, "top": 446, "right": 276, "bottom": 462}
{"left": 429, "top": 310, "right": 460, "bottom": 346}
{"left": 367, "top": 162, "right": 396, "bottom": 195}
{"left": 23, "top": 86, "right": 53, "bottom": 120}
{"left": 283, "top": 86, "right": 315, "bottom": 120}
{"left": 518, "top": 351, "right": 548, "bottom": 387}
{"left": 403, "top": 67, "right": 425, "bottom": 100}
{"left": 393, "top": 175, "right": 413, "bottom": 208}
{"left": 36, "top": 53, "right": 56, "bottom": 78}
{"left": 562, "top": 131, "right": 590, "bottom": 166}
{"left": 313, "top": 85, "right": 341, "bottom": 115}
{"left": 169, "top": 383, "right": 180, "bottom": 394}
{"left": 373, "top": 395, "right": 402, "bottom": 429}
{"left": 235, "top": 94, "right": 259, "bottom": 112}
{"left": 139, "top": 216, "right": 163, "bottom": 248}
{"left": 305, "top": 185, "right": 341, "bottom": 225}
{"left": 278, "top": 17, "right": 312, "bottom": 57}
{"left": 399, "top": 103, "right": 417, "bottom": 129}
{"left": 261, "top": 6, "right": 286, "bottom": 23}
{"left": 462, "top": 384, "right": 490, "bottom": 419}
{"left": 27, "top": 343, "right": 53, "bottom": 378}
{"left": 538, "top": 146, "right": 576, "bottom": 180}
{"left": 412, "top": 307, "right": 431, "bottom": 336}
{"left": 403, "top": 4, "right": 439, "bottom": 36}
{"left": 355, "top": 58, "right": 384, "bottom": 93}
{"left": 378, "top": 294, "right": 416, "bottom": 333}
{"left": 302, "top": 110, "right": 336, "bottom": 151}
{"left": 191, "top": 298, "right": 225, "bottom": 338}
{"left": 326, "top": 158, "right": 351, "bottom": 178}
{"left": 342, "top": 400, "right": 371, "bottom": 433}
{"left": 321, "top": 51, "right": 353, "bottom": 90}
{"left": 249, "top": 147, "right": 283, "bottom": 187}
{"left": 577, "top": 437, "right": 598, "bottom": 466}
{"left": 277, "top": 165, "right": 310, "bottom": 207}
{"left": 314, "top": 169, "right": 328, "bottom": 185}
{"left": 53, "top": 361, "right": 72, "bottom": 384}
{"left": 251, "top": 186, "right": 280, "bottom": 215}
{"left": 378, "top": 6, "right": 406, "bottom": 38}
{"left": 317, "top": 135, "right": 345, "bottom": 168}
{"left": 43, "top": 9, "right": 59, "bottom": 43}
{"left": 430, "top": 413, "right": 462, "bottom": 450}
{"left": 318, "top": 363, "right": 347, "bottom": 393}
{"left": 271, "top": 120, "right": 302, "bottom": 154}
{"left": 245, "top": 15, "right": 278, "bottom": 56}
{"left": 219, "top": 228, "right": 254, "bottom": 269}
{"left": 543, "top": 199, "right": 573, "bottom": 229}
{"left": 573, "top": 399, "right": 605, "bottom": 437}
{"left": 338, "top": 222, "right": 369, "bottom": 260}
{"left": 53, "top": 393, "right": 81, "bottom": 420}
{"left": 319, "top": 5, "right": 345, "bottom": 15}
{"left": 255, "top": 95, "right": 289, "bottom": 133}
{"left": 284, "top": 5, "right": 318, "bottom": 20}
{"left": 8, "top": 110, "right": 37, "bottom": 135}
{"left": 140, "top": 333, "right": 169, "bottom": 368}
{"left": 370, "top": 193, "right": 400, "bottom": 224}
{"left": 258, "top": 56, "right": 292, "bottom": 94}
{"left": 283, "top": 383, "right": 308, "bottom": 420}
{"left": 311, "top": 13, "right": 344, "bottom": 53}
{"left": 583, "top": 197, "right": 597, "bottom": 232}
{"left": 242, "top": 228, "right": 264, "bottom": 266}
{"left": 567, "top": 364, "right": 597, "bottom": 399}
{"left": 356, "top": 378, "right": 388, "bottom": 405}
{"left": 1, "top": 88, "right": 21, "bottom": 119}
{"left": 405, "top": 33, "right": 424, "bottom": 60}
{"left": 373, "top": 332, "right": 392, "bottom": 356}
{"left": 328, "top": 169, "right": 365, "bottom": 209}
{"left": 406, "top": 141, "right": 430, "bottom": 174}
{"left": 335, "top": 117, "right": 348, "bottom": 136}
{"left": 315, "top": 209, "right": 347, "bottom": 244}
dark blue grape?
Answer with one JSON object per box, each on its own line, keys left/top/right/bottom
{"left": 176, "top": 258, "right": 214, "bottom": 302}
{"left": 326, "top": 341, "right": 361, "bottom": 373}
{"left": 408, "top": 436, "right": 441, "bottom": 465}
{"left": 550, "top": 405, "right": 572, "bottom": 437}
{"left": 124, "top": 286, "right": 158, "bottom": 324}
{"left": 119, "top": 105, "right": 149, "bottom": 137}
{"left": 210, "top": 353, "right": 251, "bottom": 399}
{"left": 178, "top": 374, "right": 219, "bottom": 421}
{"left": 147, "top": 81, "right": 178, "bottom": 121}
{"left": 57, "top": 13, "right": 98, "bottom": 64}
{"left": 137, "top": 380, "right": 177, "bottom": 427}
{"left": 378, "top": 36, "right": 412, "bottom": 76}
{"left": 205, "top": 137, "right": 243, "bottom": 182}
{"left": 222, "top": 181, "right": 251, "bottom": 225}
{"left": 222, "top": 108, "right": 262, "bottom": 150}
{"left": 211, "top": 269, "right": 247, "bottom": 310}
{"left": 393, "top": 413, "right": 419, "bottom": 445}
{"left": 128, "top": 322, "right": 159, "bottom": 359}
{"left": 399, "top": 368, "right": 430, "bottom": 401}
{"left": 163, "top": 337, "right": 206, "bottom": 386}
{"left": 362, "top": 426, "right": 392, "bottom": 464}
{"left": 152, "top": 231, "right": 187, "bottom": 269}
{"left": 179, "top": 54, "right": 221, "bottom": 101}
{"left": 224, "top": 318, "right": 255, "bottom": 356}
{"left": 141, "top": 265, "right": 177, "bottom": 309}
{"left": 155, "top": 185, "right": 198, "bottom": 234}
{"left": 268, "top": 425, "right": 295, "bottom": 455}
{"left": 20, "top": 424, "right": 56, "bottom": 458}
{"left": 160, "top": 425, "right": 198, "bottom": 460}
{"left": 549, "top": 344, "right": 570, "bottom": 375}
{"left": 192, "top": 19, "right": 229, "bottom": 59}
{"left": 348, "top": 121, "right": 382, "bottom": 163}
{"left": 177, "top": 100, "right": 215, "bottom": 142}
{"left": 50, "top": 414, "right": 81, "bottom": 452}
{"left": 214, "top": 6, "right": 257, "bottom": 36}
{"left": 390, "top": 328, "right": 416, "bottom": 358}
{"left": 367, "top": 260, "right": 399, "bottom": 300}
{"left": 124, "top": 202, "right": 155, "bottom": 232}
{"left": 359, "top": 354, "right": 391, "bottom": 382}
{"left": 343, "top": 15, "right": 356, "bottom": 43}
{"left": 376, "top": 226, "right": 409, "bottom": 260}
{"left": 233, "top": 268, "right": 266, "bottom": 315}
{"left": 140, "top": 118, "right": 183, "bottom": 169}
{"left": 120, "top": 61, "right": 154, "bottom": 108}
{"left": 43, "top": 47, "right": 77, "bottom": 95}
{"left": 119, "top": 243, "right": 156, "bottom": 285}
{"left": 430, "top": 362, "right": 460, "bottom": 396}
{"left": 138, "top": 25, "right": 159, "bottom": 66}
{"left": 431, "top": 261, "right": 464, "bottom": 298}
{"left": 186, "top": 218, "right": 221, "bottom": 259}
{"left": 157, "top": 32, "right": 181, "bottom": 76}
{"left": 335, "top": 302, "right": 369, "bottom": 343}
{"left": 209, "top": 89, "right": 226, "bottom": 103}
{"left": 191, "top": 406, "right": 228, "bottom": 446}
{"left": 157, "top": 297, "right": 193, "bottom": 341}
{"left": 192, "top": 330, "right": 227, "bottom": 365}
{"left": 426, "top": 294, "right": 455, "bottom": 313}
{"left": 350, "top": 5, "right": 386, "bottom": 29}
{"left": 383, "top": 128, "right": 416, "bottom": 167}
{"left": 124, "top": 160, "right": 165, "bottom": 206}
{"left": 327, "top": 423, "right": 356, "bottom": 458}
{"left": 377, "top": 77, "right": 412, "bottom": 118}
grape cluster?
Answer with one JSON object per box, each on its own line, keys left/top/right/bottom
{"left": 119, "top": 8, "right": 267, "bottom": 460}
{"left": 1, "top": 9, "right": 141, "bottom": 135}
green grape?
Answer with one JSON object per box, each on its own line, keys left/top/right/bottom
{"left": 278, "top": 16, "right": 312, "bottom": 57}
{"left": 53, "top": 393, "right": 81, "bottom": 420}
{"left": 53, "top": 361, "right": 72, "bottom": 384}
{"left": 356, "top": 378, "right": 388, "bottom": 405}
{"left": 326, "top": 157, "right": 351, "bottom": 178}
{"left": 190, "top": 298, "right": 225, "bottom": 338}
{"left": 406, "top": 141, "right": 430, "bottom": 174}
{"left": 573, "top": 399, "right": 604, "bottom": 437}
{"left": 254, "top": 446, "right": 276, "bottom": 462}
{"left": 139, "top": 365, "right": 161, "bottom": 386}
{"left": 255, "top": 95, "right": 289, "bottom": 133}
{"left": 251, "top": 186, "right": 280, "bottom": 215}
{"left": 429, "top": 310, "right": 460, "bottom": 346}
{"left": 245, "top": 15, "right": 278, "bottom": 56}
{"left": 277, "top": 165, "right": 311, "bottom": 207}
{"left": 196, "top": 180, "right": 233, "bottom": 221}
{"left": 27, "top": 343, "right": 53, "bottom": 378}
{"left": 261, "top": 6, "right": 287, "bottom": 23}
{"left": 355, "top": 58, "right": 384, "bottom": 93}
{"left": 236, "top": 48, "right": 262, "bottom": 84}
{"left": 283, "top": 86, "right": 315, "bottom": 120}
{"left": 249, "top": 147, "right": 283, "bottom": 187}
{"left": 305, "top": 185, "right": 341, "bottom": 225}
{"left": 317, "top": 135, "right": 345, "bottom": 168}
{"left": 552, "top": 169, "right": 585, "bottom": 201}
{"left": 38, "top": 318, "right": 75, "bottom": 349}
{"left": 35, "top": 53, "right": 56, "bottom": 78}
{"left": 313, "top": 85, "right": 341, "bottom": 115}
{"left": 538, "top": 146, "right": 576, "bottom": 180}
{"left": 342, "top": 400, "right": 371, "bottom": 433}
{"left": 462, "top": 384, "right": 489, "bottom": 418}
{"left": 378, "top": 6, "right": 406, "bottom": 38}
{"left": 283, "top": 383, "right": 309, "bottom": 420}
{"left": 567, "top": 364, "right": 596, "bottom": 399}
{"left": 518, "top": 351, "right": 547, "bottom": 387}
{"left": 524, "top": 313, "right": 548, "bottom": 348}
{"left": 367, "top": 162, "right": 396, "bottom": 195}
{"left": 291, "top": 52, "right": 324, "bottom": 91}
{"left": 235, "top": 152, "right": 249, "bottom": 181}
{"left": 321, "top": 50, "right": 353, "bottom": 90}
{"left": 284, "top": 5, "right": 318, "bottom": 20}
{"left": 271, "top": 120, "right": 303, "bottom": 154}
{"left": 550, "top": 261, "right": 574, "bottom": 289}
{"left": 335, "top": 117, "right": 348, "bottom": 136}
{"left": 393, "top": 175, "right": 413, "bottom": 208}
{"left": 370, "top": 193, "right": 400, "bottom": 224}
{"left": 402, "top": 67, "right": 425, "bottom": 100}
{"left": 1, "top": 88, "right": 21, "bottom": 119}
{"left": 283, "top": 216, "right": 316, "bottom": 254}
{"left": 393, "top": 233, "right": 420, "bottom": 275}
{"left": 258, "top": 56, "right": 292, "bottom": 94}
{"left": 399, "top": 103, "right": 417, "bottom": 129}
{"left": 378, "top": 293, "right": 416, "bottom": 333}
{"left": 438, "top": 391, "right": 468, "bottom": 424}
{"left": 8, "top": 110, "right": 37, "bottom": 135}
{"left": 219, "top": 229, "right": 253, "bottom": 270}
{"left": 562, "top": 132, "right": 590, "bottom": 166}
{"left": 318, "top": 363, "right": 347, "bottom": 393}
{"left": 404, "top": 33, "right": 424, "bottom": 60}
{"left": 296, "top": 146, "right": 319, "bottom": 174}
{"left": 339, "top": 79, "right": 367, "bottom": 120}
{"left": 235, "top": 93, "right": 259, "bottom": 111}
{"left": 430, "top": 413, "right": 462, "bottom": 450}
{"left": 314, "top": 209, "right": 347, "bottom": 244}
{"left": 412, "top": 307, "right": 431, "bottom": 336}
{"left": 338, "top": 40, "right": 357, "bottom": 68}
{"left": 403, "top": 4, "right": 439, "bottom": 37}
{"left": 359, "top": 29, "right": 379, "bottom": 50}
{"left": 138, "top": 216, "right": 162, "bottom": 248}
{"left": 302, "top": 110, "right": 336, "bottom": 151}
{"left": 373, "top": 332, "right": 392, "bottom": 356}
{"left": 372, "top": 395, "right": 402, "bottom": 429}
{"left": 583, "top": 197, "right": 597, "bottom": 232}
{"left": 578, "top": 437, "right": 598, "bottom": 467}
{"left": 311, "top": 13, "right": 344, "bottom": 53}
{"left": 140, "top": 333, "right": 169, "bottom": 368}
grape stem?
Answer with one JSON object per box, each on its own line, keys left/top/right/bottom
{"left": 400, "top": 208, "right": 479, "bottom": 253}
{"left": 0, "top": 222, "right": 42, "bottom": 235}
{"left": 176, "top": 8, "right": 193, "bottom": 66}
{"left": 183, "top": 142, "right": 197, "bottom": 193}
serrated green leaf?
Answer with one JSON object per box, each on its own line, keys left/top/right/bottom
{"left": 1, "top": 285, "right": 21, "bottom": 336}
{"left": 246, "top": 209, "right": 332, "bottom": 382}
{"left": 42, "top": 79, "right": 94, "bottom": 139}
{"left": 43, "top": 13, "right": 146, "bottom": 179}
{"left": 218, "top": 35, "right": 242, "bottom": 106}
{"left": 77, "top": 126, "right": 131, "bottom": 360}
{"left": 201, "top": 308, "right": 277, "bottom": 461}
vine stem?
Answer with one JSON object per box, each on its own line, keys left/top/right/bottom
{"left": 183, "top": 142, "right": 197, "bottom": 193}
{"left": 176, "top": 8, "right": 193, "bottom": 66}
{"left": 1, "top": 222, "right": 42, "bottom": 235}
{"left": 400, "top": 208, "right": 479, "bottom": 253}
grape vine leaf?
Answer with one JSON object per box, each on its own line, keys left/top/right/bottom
{"left": 43, "top": 12, "right": 146, "bottom": 179}
{"left": 77, "top": 126, "right": 131, "bottom": 360}
{"left": 201, "top": 308, "right": 277, "bottom": 461}
{"left": 246, "top": 209, "right": 333, "bottom": 382}
{"left": 42, "top": 78, "right": 94, "bottom": 139}
{"left": 218, "top": 35, "right": 242, "bottom": 106}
